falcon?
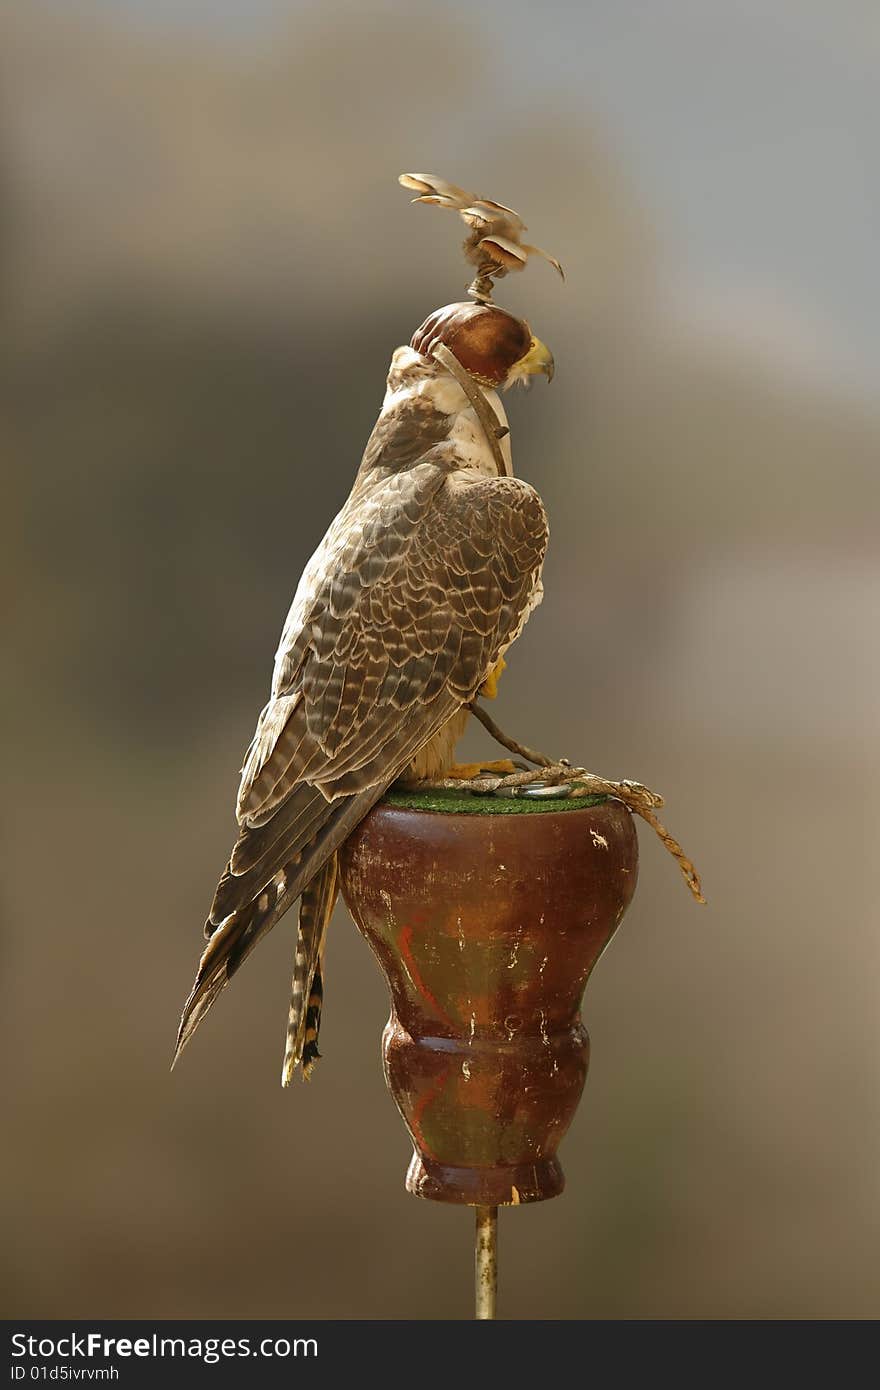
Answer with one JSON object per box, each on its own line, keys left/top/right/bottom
{"left": 174, "top": 176, "right": 560, "bottom": 1082}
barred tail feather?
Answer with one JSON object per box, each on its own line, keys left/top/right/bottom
{"left": 281, "top": 854, "right": 338, "bottom": 1087}
{"left": 301, "top": 963, "right": 324, "bottom": 1078}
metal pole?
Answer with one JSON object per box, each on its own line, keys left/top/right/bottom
{"left": 474, "top": 1205, "right": 498, "bottom": 1319}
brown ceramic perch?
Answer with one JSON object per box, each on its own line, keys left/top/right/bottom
{"left": 339, "top": 788, "right": 639, "bottom": 1207}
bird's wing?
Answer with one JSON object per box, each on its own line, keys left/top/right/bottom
{"left": 174, "top": 459, "right": 548, "bottom": 1061}
{"left": 240, "top": 460, "right": 547, "bottom": 817}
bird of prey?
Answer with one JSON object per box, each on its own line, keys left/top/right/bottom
{"left": 174, "top": 176, "right": 560, "bottom": 1083}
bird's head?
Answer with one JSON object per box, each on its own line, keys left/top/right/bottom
{"left": 410, "top": 302, "right": 554, "bottom": 391}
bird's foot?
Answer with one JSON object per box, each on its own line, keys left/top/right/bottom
{"left": 446, "top": 758, "right": 516, "bottom": 779}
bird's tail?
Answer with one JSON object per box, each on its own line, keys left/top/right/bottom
{"left": 172, "top": 785, "right": 383, "bottom": 1068}
{"left": 282, "top": 852, "right": 339, "bottom": 1085}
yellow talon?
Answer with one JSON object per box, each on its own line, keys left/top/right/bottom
{"left": 479, "top": 656, "right": 507, "bottom": 700}
{"left": 447, "top": 762, "right": 483, "bottom": 780}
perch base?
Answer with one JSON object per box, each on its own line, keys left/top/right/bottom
{"left": 406, "top": 1152, "right": 564, "bottom": 1206}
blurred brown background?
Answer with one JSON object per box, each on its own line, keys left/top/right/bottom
{"left": 3, "top": 1, "right": 879, "bottom": 1319}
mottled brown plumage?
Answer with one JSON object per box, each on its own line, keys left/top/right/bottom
{"left": 174, "top": 291, "right": 553, "bottom": 1080}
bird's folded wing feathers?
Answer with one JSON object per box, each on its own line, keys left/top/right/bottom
{"left": 236, "top": 463, "right": 548, "bottom": 823}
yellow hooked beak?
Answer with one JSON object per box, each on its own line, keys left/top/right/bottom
{"left": 512, "top": 334, "right": 555, "bottom": 384}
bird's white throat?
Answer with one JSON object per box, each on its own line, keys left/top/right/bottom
{"left": 383, "top": 346, "right": 513, "bottom": 478}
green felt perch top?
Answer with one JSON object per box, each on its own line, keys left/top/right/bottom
{"left": 381, "top": 786, "right": 609, "bottom": 816}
